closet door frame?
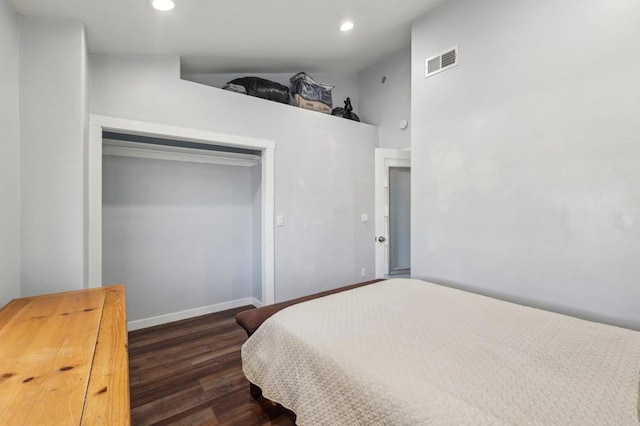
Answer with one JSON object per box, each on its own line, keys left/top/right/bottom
{"left": 87, "top": 114, "right": 276, "bottom": 306}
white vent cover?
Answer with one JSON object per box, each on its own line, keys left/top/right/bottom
{"left": 425, "top": 46, "right": 458, "bottom": 78}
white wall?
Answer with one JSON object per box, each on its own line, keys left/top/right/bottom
{"left": 90, "top": 54, "right": 378, "bottom": 302}
{"left": 19, "top": 18, "right": 88, "bottom": 296}
{"left": 358, "top": 47, "right": 411, "bottom": 149}
{"left": 0, "top": 0, "right": 20, "bottom": 306}
{"left": 411, "top": 0, "right": 640, "bottom": 329}
{"left": 102, "top": 155, "right": 256, "bottom": 321}
{"left": 183, "top": 72, "right": 359, "bottom": 115}
{"left": 251, "top": 164, "right": 262, "bottom": 302}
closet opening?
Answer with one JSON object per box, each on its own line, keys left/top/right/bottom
{"left": 87, "top": 115, "right": 275, "bottom": 330}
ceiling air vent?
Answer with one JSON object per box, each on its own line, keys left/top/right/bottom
{"left": 425, "top": 46, "right": 458, "bottom": 78}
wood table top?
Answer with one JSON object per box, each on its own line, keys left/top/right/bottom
{"left": 0, "top": 285, "right": 130, "bottom": 425}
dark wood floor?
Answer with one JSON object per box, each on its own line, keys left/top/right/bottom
{"left": 128, "top": 306, "right": 296, "bottom": 426}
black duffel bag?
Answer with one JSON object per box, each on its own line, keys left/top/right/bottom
{"left": 227, "top": 77, "right": 290, "bottom": 104}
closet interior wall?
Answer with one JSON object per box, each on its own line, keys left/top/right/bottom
{"left": 102, "top": 140, "right": 261, "bottom": 323}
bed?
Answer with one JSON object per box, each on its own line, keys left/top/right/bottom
{"left": 240, "top": 278, "right": 640, "bottom": 425}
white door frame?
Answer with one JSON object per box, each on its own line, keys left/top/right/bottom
{"left": 87, "top": 114, "right": 276, "bottom": 305}
{"left": 374, "top": 148, "right": 411, "bottom": 278}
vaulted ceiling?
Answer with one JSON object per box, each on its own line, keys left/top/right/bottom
{"left": 12, "top": 0, "right": 446, "bottom": 74}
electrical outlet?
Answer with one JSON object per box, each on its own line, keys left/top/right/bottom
{"left": 361, "top": 268, "right": 366, "bottom": 278}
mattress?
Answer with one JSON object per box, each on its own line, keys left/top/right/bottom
{"left": 241, "top": 278, "right": 640, "bottom": 425}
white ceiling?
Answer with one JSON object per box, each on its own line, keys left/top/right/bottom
{"left": 11, "top": 0, "right": 445, "bottom": 74}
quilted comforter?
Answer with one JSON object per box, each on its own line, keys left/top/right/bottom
{"left": 242, "top": 279, "right": 640, "bottom": 425}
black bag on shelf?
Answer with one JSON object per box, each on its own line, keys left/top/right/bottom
{"left": 226, "top": 77, "right": 290, "bottom": 104}
{"left": 331, "top": 98, "right": 360, "bottom": 122}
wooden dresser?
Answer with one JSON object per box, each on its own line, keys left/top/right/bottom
{"left": 0, "top": 285, "right": 130, "bottom": 425}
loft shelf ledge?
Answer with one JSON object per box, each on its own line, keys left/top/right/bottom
{"left": 182, "top": 78, "right": 372, "bottom": 127}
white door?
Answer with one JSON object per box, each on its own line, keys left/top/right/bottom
{"left": 374, "top": 148, "right": 411, "bottom": 278}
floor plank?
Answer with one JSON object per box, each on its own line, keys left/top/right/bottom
{"left": 128, "top": 306, "right": 296, "bottom": 426}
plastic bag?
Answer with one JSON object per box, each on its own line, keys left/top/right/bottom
{"left": 331, "top": 98, "right": 360, "bottom": 122}
{"left": 290, "top": 72, "right": 334, "bottom": 113}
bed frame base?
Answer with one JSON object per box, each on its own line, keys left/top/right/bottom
{"left": 249, "top": 383, "right": 263, "bottom": 400}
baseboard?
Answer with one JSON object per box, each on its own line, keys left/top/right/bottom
{"left": 127, "top": 298, "right": 256, "bottom": 331}
{"left": 250, "top": 297, "right": 264, "bottom": 308}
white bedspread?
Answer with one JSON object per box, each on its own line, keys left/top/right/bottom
{"left": 242, "top": 279, "right": 640, "bottom": 425}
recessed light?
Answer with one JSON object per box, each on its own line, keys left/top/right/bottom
{"left": 339, "top": 21, "right": 354, "bottom": 32}
{"left": 150, "top": 0, "right": 175, "bottom": 12}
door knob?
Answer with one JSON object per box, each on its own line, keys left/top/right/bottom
{"left": 377, "top": 236, "right": 386, "bottom": 242}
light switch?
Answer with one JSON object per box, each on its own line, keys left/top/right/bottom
{"left": 361, "top": 213, "right": 368, "bottom": 223}
{"left": 276, "top": 215, "right": 284, "bottom": 226}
